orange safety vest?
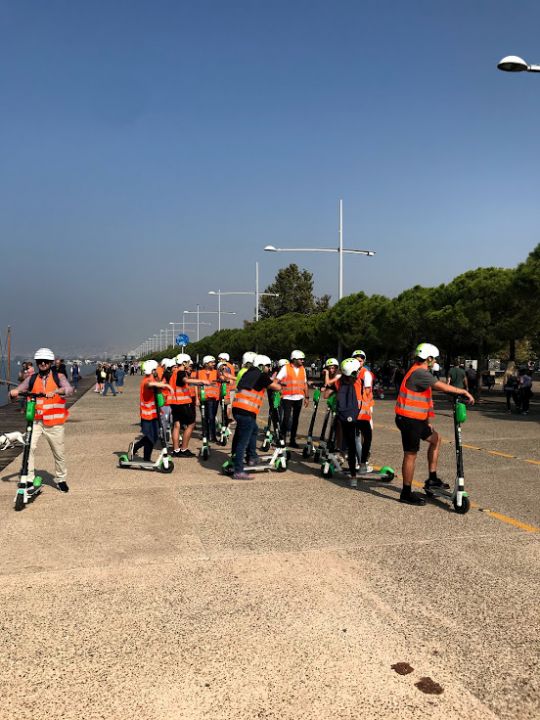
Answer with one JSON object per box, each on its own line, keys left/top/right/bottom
{"left": 232, "top": 387, "right": 265, "bottom": 415}
{"left": 282, "top": 364, "right": 307, "bottom": 397}
{"left": 357, "top": 367, "right": 374, "bottom": 422}
{"left": 140, "top": 377, "right": 158, "bottom": 421}
{"left": 32, "top": 373, "right": 68, "bottom": 426}
{"left": 169, "top": 368, "right": 192, "bottom": 406}
{"left": 156, "top": 366, "right": 164, "bottom": 380}
{"left": 197, "top": 369, "right": 219, "bottom": 400}
{"left": 395, "top": 364, "right": 434, "bottom": 421}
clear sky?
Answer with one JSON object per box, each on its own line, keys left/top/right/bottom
{"left": 1, "top": 0, "right": 540, "bottom": 357}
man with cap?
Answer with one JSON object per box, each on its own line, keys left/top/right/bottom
{"left": 10, "top": 348, "right": 73, "bottom": 493}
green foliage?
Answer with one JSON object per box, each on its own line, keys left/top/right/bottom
{"left": 259, "top": 264, "right": 331, "bottom": 319}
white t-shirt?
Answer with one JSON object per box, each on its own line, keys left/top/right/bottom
{"left": 361, "top": 369, "right": 373, "bottom": 388}
{"left": 277, "top": 365, "right": 305, "bottom": 401}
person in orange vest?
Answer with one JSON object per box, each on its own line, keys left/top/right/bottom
{"left": 10, "top": 347, "right": 73, "bottom": 492}
{"left": 231, "top": 354, "right": 282, "bottom": 479}
{"left": 351, "top": 349, "right": 375, "bottom": 473}
{"left": 395, "top": 343, "right": 474, "bottom": 506}
{"left": 218, "top": 352, "right": 236, "bottom": 421}
{"left": 169, "top": 353, "right": 209, "bottom": 457}
{"left": 277, "top": 349, "right": 309, "bottom": 448}
{"left": 195, "top": 355, "right": 220, "bottom": 442}
{"left": 129, "top": 360, "right": 173, "bottom": 462}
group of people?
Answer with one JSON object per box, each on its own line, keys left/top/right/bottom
{"left": 95, "top": 363, "right": 126, "bottom": 396}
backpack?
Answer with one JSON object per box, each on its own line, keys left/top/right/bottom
{"left": 336, "top": 382, "right": 360, "bottom": 423}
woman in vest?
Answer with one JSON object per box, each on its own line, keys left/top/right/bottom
{"left": 231, "top": 355, "right": 282, "bottom": 480}
{"left": 395, "top": 343, "right": 474, "bottom": 506}
{"left": 10, "top": 348, "right": 73, "bottom": 492}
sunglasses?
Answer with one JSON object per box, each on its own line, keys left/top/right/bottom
{"left": 37, "top": 359, "right": 52, "bottom": 365}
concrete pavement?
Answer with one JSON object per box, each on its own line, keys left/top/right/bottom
{"left": 0, "top": 378, "right": 538, "bottom": 720}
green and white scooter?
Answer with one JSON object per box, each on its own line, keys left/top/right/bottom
{"left": 118, "top": 389, "right": 174, "bottom": 473}
{"left": 216, "top": 382, "right": 231, "bottom": 447}
{"left": 424, "top": 397, "right": 470, "bottom": 514}
{"left": 199, "top": 386, "right": 211, "bottom": 461}
{"left": 320, "top": 414, "right": 394, "bottom": 482}
{"left": 222, "top": 392, "right": 288, "bottom": 475}
{"left": 13, "top": 392, "right": 45, "bottom": 511}
{"left": 302, "top": 388, "right": 321, "bottom": 458}
{"left": 313, "top": 394, "right": 337, "bottom": 463}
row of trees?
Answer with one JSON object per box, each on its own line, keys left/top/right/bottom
{"left": 144, "top": 245, "right": 540, "bottom": 367}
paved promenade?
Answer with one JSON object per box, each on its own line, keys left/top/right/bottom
{"left": 1, "top": 378, "right": 538, "bottom": 720}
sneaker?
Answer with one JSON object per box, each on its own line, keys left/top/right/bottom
{"left": 178, "top": 449, "right": 196, "bottom": 458}
{"left": 424, "top": 477, "right": 450, "bottom": 490}
{"left": 349, "top": 476, "right": 358, "bottom": 488}
{"left": 247, "top": 456, "right": 262, "bottom": 466}
{"left": 57, "top": 481, "right": 70, "bottom": 493}
{"left": 399, "top": 490, "right": 425, "bottom": 506}
{"left": 232, "top": 472, "right": 252, "bottom": 480}
{"left": 128, "top": 442, "right": 135, "bottom": 461}
{"left": 359, "top": 463, "right": 373, "bottom": 474}
{"left": 289, "top": 441, "right": 300, "bottom": 449}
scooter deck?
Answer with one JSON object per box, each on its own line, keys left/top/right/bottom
{"left": 119, "top": 459, "right": 168, "bottom": 471}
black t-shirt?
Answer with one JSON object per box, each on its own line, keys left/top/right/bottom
{"left": 234, "top": 368, "right": 273, "bottom": 416}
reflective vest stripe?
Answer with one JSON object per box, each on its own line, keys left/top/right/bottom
{"left": 196, "top": 370, "right": 219, "bottom": 399}
{"left": 32, "top": 374, "right": 68, "bottom": 426}
{"left": 357, "top": 368, "right": 374, "bottom": 422}
{"left": 282, "top": 365, "right": 306, "bottom": 396}
{"left": 395, "top": 365, "right": 434, "bottom": 420}
{"left": 168, "top": 370, "right": 193, "bottom": 405}
{"left": 232, "top": 388, "right": 265, "bottom": 415}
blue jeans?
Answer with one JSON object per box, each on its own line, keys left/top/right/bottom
{"left": 205, "top": 399, "right": 218, "bottom": 441}
{"left": 232, "top": 411, "right": 258, "bottom": 474}
{"left": 103, "top": 382, "right": 117, "bottom": 396}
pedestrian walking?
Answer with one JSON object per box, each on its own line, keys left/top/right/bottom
{"left": 518, "top": 367, "right": 533, "bottom": 415}
{"left": 115, "top": 363, "right": 125, "bottom": 393}
{"left": 102, "top": 364, "right": 117, "bottom": 396}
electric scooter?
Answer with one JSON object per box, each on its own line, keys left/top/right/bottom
{"left": 423, "top": 397, "right": 470, "bottom": 514}
{"left": 302, "top": 388, "right": 321, "bottom": 458}
{"left": 216, "top": 382, "right": 231, "bottom": 447}
{"left": 222, "top": 392, "right": 288, "bottom": 475}
{"left": 13, "top": 392, "right": 45, "bottom": 511}
{"left": 118, "top": 389, "right": 174, "bottom": 473}
{"left": 260, "top": 409, "right": 274, "bottom": 452}
{"left": 199, "top": 386, "right": 211, "bottom": 461}
{"left": 320, "top": 415, "right": 394, "bottom": 483}
{"left": 313, "top": 394, "right": 337, "bottom": 463}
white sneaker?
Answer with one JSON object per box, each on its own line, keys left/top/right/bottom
{"left": 359, "top": 463, "right": 373, "bottom": 474}
{"left": 349, "top": 476, "right": 358, "bottom": 488}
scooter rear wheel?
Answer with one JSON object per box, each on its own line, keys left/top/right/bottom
{"left": 14, "top": 492, "right": 24, "bottom": 512}
{"left": 160, "top": 460, "right": 174, "bottom": 474}
{"left": 453, "top": 496, "right": 470, "bottom": 514}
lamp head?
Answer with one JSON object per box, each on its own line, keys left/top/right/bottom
{"left": 264, "top": 245, "right": 277, "bottom": 252}
{"left": 497, "top": 55, "right": 528, "bottom": 72}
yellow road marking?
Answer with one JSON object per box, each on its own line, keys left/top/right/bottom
{"left": 481, "top": 510, "right": 540, "bottom": 534}
{"left": 463, "top": 443, "right": 482, "bottom": 450}
{"left": 525, "top": 459, "right": 540, "bottom": 466}
{"left": 488, "top": 451, "right": 517, "bottom": 459}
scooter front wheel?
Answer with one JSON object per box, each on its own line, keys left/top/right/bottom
{"left": 453, "top": 495, "right": 470, "bottom": 514}
{"left": 160, "top": 460, "right": 174, "bottom": 474}
{"left": 200, "top": 446, "right": 210, "bottom": 461}
{"left": 14, "top": 492, "right": 25, "bottom": 512}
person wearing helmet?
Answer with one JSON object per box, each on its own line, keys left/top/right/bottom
{"left": 168, "top": 355, "right": 210, "bottom": 457}
{"left": 129, "top": 360, "right": 174, "bottom": 462}
{"left": 217, "top": 353, "right": 236, "bottom": 420}
{"left": 353, "top": 352, "right": 375, "bottom": 473}
{"left": 236, "top": 351, "right": 257, "bottom": 384}
{"left": 231, "top": 354, "right": 282, "bottom": 479}
{"left": 277, "top": 350, "right": 309, "bottom": 448}
{"left": 323, "top": 358, "right": 340, "bottom": 389}
{"left": 193, "top": 356, "right": 220, "bottom": 443}
{"left": 395, "top": 343, "right": 474, "bottom": 506}
{"left": 10, "top": 348, "right": 73, "bottom": 493}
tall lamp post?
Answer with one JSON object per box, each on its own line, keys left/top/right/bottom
{"left": 497, "top": 55, "right": 540, "bottom": 73}
{"left": 208, "top": 261, "right": 279, "bottom": 325}
{"left": 264, "top": 199, "right": 375, "bottom": 302}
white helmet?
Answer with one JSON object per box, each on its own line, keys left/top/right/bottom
{"left": 218, "top": 352, "right": 230, "bottom": 362}
{"left": 202, "top": 355, "right": 216, "bottom": 365}
{"left": 415, "top": 343, "right": 439, "bottom": 360}
{"left": 242, "top": 351, "right": 257, "bottom": 366}
{"left": 325, "top": 357, "right": 339, "bottom": 368}
{"left": 253, "top": 354, "right": 271, "bottom": 369}
{"left": 34, "top": 347, "right": 55, "bottom": 361}
{"left": 144, "top": 359, "right": 158, "bottom": 375}
{"left": 163, "top": 358, "right": 176, "bottom": 369}
{"left": 352, "top": 349, "right": 366, "bottom": 359}
{"left": 278, "top": 358, "right": 289, "bottom": 367}
{"left": 341, "top": 358, "right": 361, "bottom": 377}
{"left": 160, "top": 358, "right": 170, "bottom": 367}
{"left": 176, "top": 353, "right": 191, "bottom": 365}
{"left": 290, "top": 350, "right": 305, "bottom": 360}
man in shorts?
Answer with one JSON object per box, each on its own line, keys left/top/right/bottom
{"left": 169, "top": 354, "right": 209, "bottom": 458}
{"left": 395, "top": 343, "right": 474, "bottom": 506}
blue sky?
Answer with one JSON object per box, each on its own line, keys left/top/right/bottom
{"left": 1, "top": 0, "right": 539, "bottom": 356}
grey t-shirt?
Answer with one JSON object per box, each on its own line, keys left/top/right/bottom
{"left": 448, "top": 366, "right": 467, "bottom": 389}
{"left": 405, "top": 367, "right": 438, "bottom": 392}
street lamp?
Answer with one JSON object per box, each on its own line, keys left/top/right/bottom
{"left": 497, "top": 55, "right": 540, "bottom": 73}
{"left": 264, "top": 199, "right": 375, "bottom": 301}
{"left": 208, "top": 262, "right": 279, "bottom": 323}
{"left": 169, "top": 319, "right": 211, "bottom": 344}
{"left": 183, "top": 305, "right": 236, "bottom": 340}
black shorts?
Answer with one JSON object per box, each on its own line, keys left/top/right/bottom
{"left": 395, "top": 415, "right": 433, "bottom": 453}
{"left": 171, "top": 403, "right": 196, "bottom": 427}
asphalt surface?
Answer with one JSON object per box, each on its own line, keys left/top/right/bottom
{"left": 0, "top": 378, "right": 538, "bottom": 720}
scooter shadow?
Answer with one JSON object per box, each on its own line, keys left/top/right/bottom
{"left": 1, "top": 469, "right": 60, "bottom": 490}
